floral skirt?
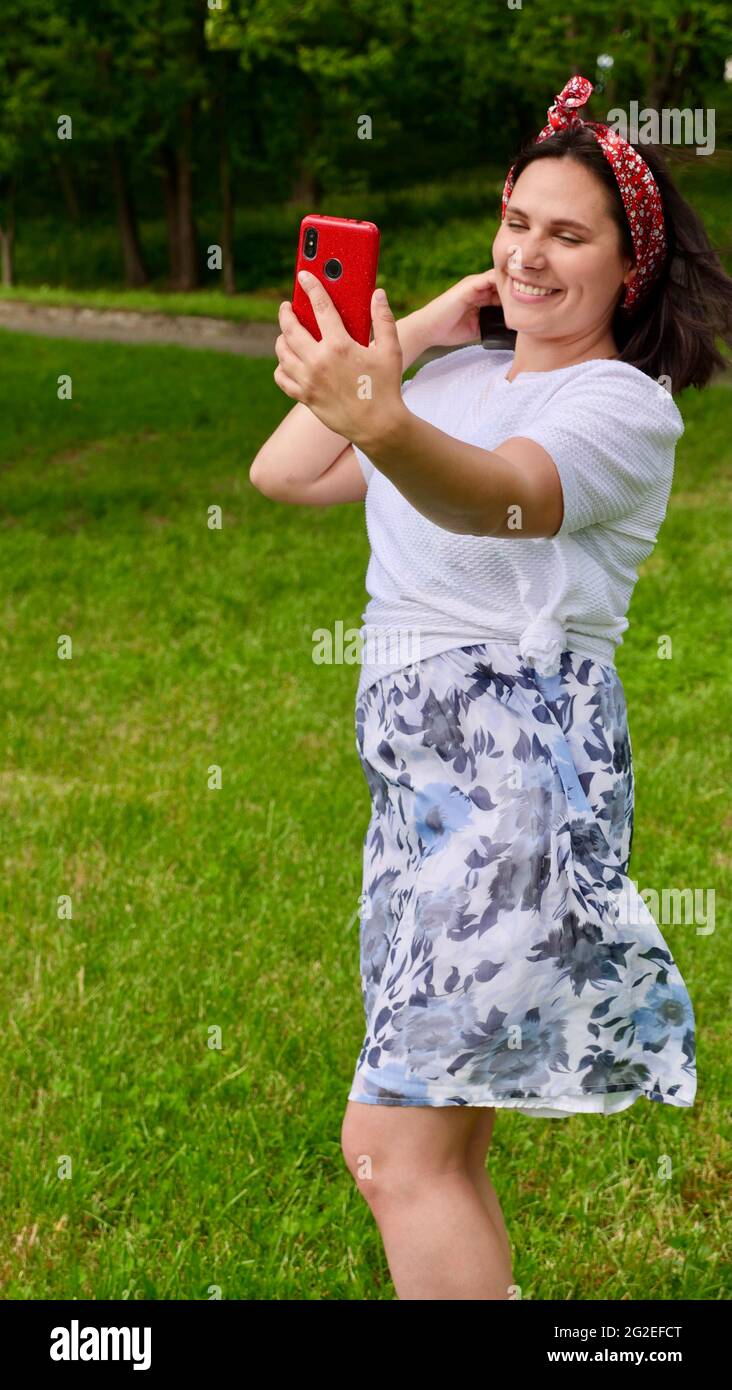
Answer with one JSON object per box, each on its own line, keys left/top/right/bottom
{"left": 348, "top": 642, "right": 697, "bottom": 1117}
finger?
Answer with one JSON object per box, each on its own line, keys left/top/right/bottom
{"left": 278, "top": 299, "right": 314, "bottom": 356}
{"left": 471, "top": 268, "right": 498, "bottom": 286}
{"left": 296, "top": 269, "right": 347, "bottom": 340}
{"left": 370, "top": 285, "right": 401, "bottom": 352}
{"left": 476, "top": 282, "right": 502, "bottom": 307}
{"left": 273, "top": 363, "right": 305, "bottom": 400}
{"left": 469, "top": 269, "right": 502, "bottom": 304}
{"left": 275, "top": 332, "right": 305, "bottom": 374}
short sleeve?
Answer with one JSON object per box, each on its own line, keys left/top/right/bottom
{"left": 353, "top": 441, "right": 375, "bottom": 484}
{"left": 512, "top": 367, "right": 685, "bottom": 535}
{"left": 350, "top": 373, "right": 421, "bottom": 487}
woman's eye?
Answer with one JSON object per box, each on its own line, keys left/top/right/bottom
{"left": 507, "top": 221, "right": 580, "bottom": 244}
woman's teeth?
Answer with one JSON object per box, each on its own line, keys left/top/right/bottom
{"left": 511, "top": 279, "right": 557, "bottom": 297}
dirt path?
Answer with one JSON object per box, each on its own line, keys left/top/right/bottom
{"left": 1, "top": 298, "right": 729, "bottom": 384}
{"left": 0, "top": 298, "right": 455, "bottom": 365}
{"left": 0, "top": 299, "right": 279, "bottom": 355}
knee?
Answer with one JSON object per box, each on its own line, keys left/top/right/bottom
{"left": 342, "top": 1150, "right": 416, "bottom": 1211}
{"left": 340, "top": 1110, "right": 459, "bottom": 1211}
{"left": 340, "top": 1109, "right": 375, "bottom": 1193}
{"left": 340, "top": 1110, "right": 403, "bottom": 1208}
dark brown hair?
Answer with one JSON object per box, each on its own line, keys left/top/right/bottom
{"left": 506, "top": 124, "right": 732, "bottom": 393}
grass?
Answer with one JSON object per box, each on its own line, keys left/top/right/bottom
{"left": 0, "top": 283, "right": 284, "bottom": 324}
{"left": 0, "top": 329, "right": 730, "bottom": 1299}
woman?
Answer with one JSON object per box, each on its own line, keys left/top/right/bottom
{"left": 249, "top": 76, "right": 732, "bottom": 1300}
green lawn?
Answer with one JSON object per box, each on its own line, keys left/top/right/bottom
{"left": 1, "top": 330, "right": 729, "bottom": 1299}
{"left": 0, "top": 283, "right": 284, "bottom": 324}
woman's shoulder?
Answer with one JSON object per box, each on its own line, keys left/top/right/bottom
{"left": 561, "top": 355, "right": 671, "bottom": 390}
{"left": 530, "top": 354, "right": 669, "bottom": 394}
{"left": 542, "top": 356, "right": 685, "bottom": 441}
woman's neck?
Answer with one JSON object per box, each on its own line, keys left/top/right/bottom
{"left": 507, "top": 330, "right": 619, "bottom": 380}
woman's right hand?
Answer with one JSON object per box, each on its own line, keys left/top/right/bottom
{"left": 414, "top": 269, "right": 503, "bottom": 350}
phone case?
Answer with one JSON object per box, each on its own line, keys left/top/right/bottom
{"left": 479, "top": 304, "right": 517, "bottom": 351}
{"left": 292, "top": 215, "right": 380, "bottom": 347}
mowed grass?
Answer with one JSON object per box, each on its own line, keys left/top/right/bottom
{"left": 0, "top": 329, "right": 729, "bottom": 1300}
{"left": 0, "top": 283, "right": 284, "bottom": 324}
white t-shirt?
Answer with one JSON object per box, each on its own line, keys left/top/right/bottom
{"left": 352, "top": 346, "right": 684, "bottom": 700}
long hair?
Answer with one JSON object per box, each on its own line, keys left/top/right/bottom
{"left": 504, "top": 124, "right": 732, "bottom": 393}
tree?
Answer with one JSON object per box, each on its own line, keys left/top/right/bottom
{"left": 135, "top": 0, "right": 210, "bottom": 290}
{"left": 0, "top": 0, "right": 70, "bottom": 285}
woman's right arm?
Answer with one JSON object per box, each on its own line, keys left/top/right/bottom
{"left": 248, "top": 309, "right": 435, "bottom": 506}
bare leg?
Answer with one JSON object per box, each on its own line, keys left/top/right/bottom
{"left": 464, "top": 1108, "right": 513, "bottom": 1275}
{"left": 341, "top": 1100, "right": 513, "bottom": 1300}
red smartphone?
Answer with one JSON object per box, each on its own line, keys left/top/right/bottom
{"left": 291, "top": 214, "right": 380, "bottom": 347}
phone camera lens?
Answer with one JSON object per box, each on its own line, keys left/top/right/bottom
{"left": 303, "top": 227, "right": 318, "bottom": 259}
{"left": 323, "top": 258, "right": 342, "bottom": 280}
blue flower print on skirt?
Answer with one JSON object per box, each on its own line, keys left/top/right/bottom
{"left": 348, "top": 642, "right": 697, "bottom": 1118}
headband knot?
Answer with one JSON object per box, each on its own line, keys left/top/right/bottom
{"left": 544, "top": 75, "right": 593, "bottom": 133}
{"left": 501, "top": 75, "right": 667, "bottom": 312}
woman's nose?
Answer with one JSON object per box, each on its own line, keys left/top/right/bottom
{"left": 509, "top": 237, "right": 547, "bottom": 271}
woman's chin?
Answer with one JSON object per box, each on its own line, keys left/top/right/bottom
{"left": 503, "top": 306, "right": 567, "bottom": 334}
{"left": 503, "top": 312, "right": 546, "bottom": 333}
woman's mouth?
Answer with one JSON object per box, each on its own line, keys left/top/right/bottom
{"left": 509, "top": 277, "right": 562, "bottom": 303}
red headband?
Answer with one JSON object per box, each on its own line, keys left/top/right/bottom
{"left": 501, "top": 75, "right": 667, "bottom": 312}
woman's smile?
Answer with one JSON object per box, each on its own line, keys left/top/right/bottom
{"left": 509, "top": 275, "right": 563, "bottom": 303}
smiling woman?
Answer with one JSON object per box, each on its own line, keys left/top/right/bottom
{"left": 493, "top": 160, "right": 643, "bottom": 358}
{"left": 251, "top": 73, "right": 732, "bottom": 1302}
{"left": 501, "top": 206, "right": 599, "bottom": 301}
{"left": 497, "top": 114, "right": 732, "bottom": 389}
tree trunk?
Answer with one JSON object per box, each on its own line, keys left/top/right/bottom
{"left": 219, "top": 127, "right": 235, "bottom": 295}
{"left": 161, "top": 144, "right": 181, "bottom": 289}
{"left": 176, "top": 102, "right": 198, "bottom": 291}
{"left": 287, "top": 99, "right": 321, "bottom": 206}
{"left": 57, "top": 153, "right": 81, "bottom": 221}
{"left": 651, "top": 13, "right": 692, "bottom": 110}
{"left": 110, "top": 144, "right": 148, "bottom": 288}
{"left": 289, "top": 162, "right": 321, "bottom": 207}
{"left": 0, "top": 183, "right": 15, "bottom": 286}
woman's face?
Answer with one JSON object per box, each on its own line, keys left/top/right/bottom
{"left": 492, "top": 157, "right": 636, "bottom": 338}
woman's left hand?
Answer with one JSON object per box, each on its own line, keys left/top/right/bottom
{"left": 273, "top": 270, "right": 405, "bottom": 449}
